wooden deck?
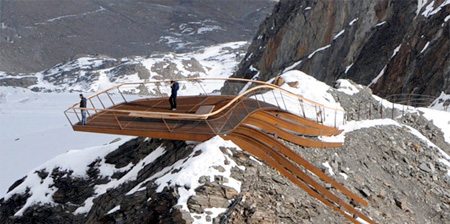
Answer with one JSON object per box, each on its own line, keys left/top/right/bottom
{"left": 73, "top": 95, "right": 274, "bottom": 141}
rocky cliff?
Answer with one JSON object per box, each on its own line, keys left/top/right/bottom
{"left": 234, "top": 0, "right": 450, "bottom": 98}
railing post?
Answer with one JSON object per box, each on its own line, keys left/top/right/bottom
{"left": 299, "top": 100, "right": 306, "bottom": 118}
{"left": 97, "top": 95, "right": 106, "bottom": 109}
{"left": 380, "top": 102, "right": 383, "bottom": 119}
{"left": 112, "top": 111, "right": 123, "bottom": 129}
{"left": 253, "top": 95, "right": 262, "bottom": 109}
{"left": 64, "top": 111, "right": 74, "bottom": 126}
{"left": 391, "top": 101, "right": 394, "bottom": 119}
{"left": 271, "top": 91, "right": 281, "bottom": 108}
{"left": 73, "top": 108, "right": 81, "bottom": 122}
{"left": 117, "top": 87, "right": 127, "bottom": 103}
{"left": 334, "top": 109, "right": 337, "bottom": 128}
{"left": 205, "top": 120, "right": 218, "bottom": 135}
{"left": 162, "top": 117, "right": 172, "bottom": 132}
{"left": 314, "top": 105, "right": 319, "bottom": 123}
{"left": 279, "top": 92, "right": 288, "bottom": 111}
{"left": 358, "top": 103, "right": 360, "bottom": 121}
{"left": 89, "top": 99, "right": 98, "bottom": 114}
{"left": 106, "top": 91, "right": 116, "bottom": 106}
{"left": 197, "top": 81, "right": 207, "bottom": 95}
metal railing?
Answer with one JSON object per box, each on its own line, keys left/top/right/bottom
{"left": 385, "top": 94, "right": 437, "bottom": 107}
{"left": 64, "top": 78, "right": 346, "bottom": 135}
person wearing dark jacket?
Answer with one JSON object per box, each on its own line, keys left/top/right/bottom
{"left": 169, "top": 81, "right": 179, "bottom": 111}
{"left": 79, "top": 94, "right": 87, "bottom": 125}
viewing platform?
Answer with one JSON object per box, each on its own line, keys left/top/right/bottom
{"left": 64, "top": 78, "right": 376, "bottom": 224}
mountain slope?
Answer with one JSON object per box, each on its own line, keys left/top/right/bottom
{"left": 1, "top": 72, "right": 450, "bottom": 223}
{"left": 0, "top": 0, "right": 276, "bottom": 73}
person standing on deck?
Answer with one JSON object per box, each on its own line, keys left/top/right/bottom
{"left": 79, "top": 94, "right": 87, "bottom": 125}
{"left": 169, "top": 80, "right": 179, "bottom": 111}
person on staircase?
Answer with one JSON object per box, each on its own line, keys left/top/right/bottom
{"left": 169, "top": 80, "right": 179, "bottom": 111}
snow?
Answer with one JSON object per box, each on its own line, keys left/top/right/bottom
{"left": 272, "top": 70, "right": 345, "bottom": 127}
{"left": 126, "top": 136, "right": 243, "bottom": 222}
{"left": 333, "top": 29, "right": 345, "bottom": 40}
{"left": 418, "top": 108, "right": 450, "bottom": 145}
{"left": 376, "top": 21, "right": 386, "bottom": 27}
{"left": 345, "top": 63, "right": 353, "bottom": 74}
{"left": 307, "top": 45, "right": 331, "bottom": 59}
{"left": 417, "top": 0, "right": 429, "bottom": 15}
{"left": 74, "top": 144, "right": 167, "bottom": 214}
{"left": 420, "top": 41, "right": 430, "bottom": 54}
{"left": 283, "top": 60, "right": 302, "bottom": 73}
{"left": 349, "top": 18, "right": 358, "bottom": 26}
{"left": 335, "top": 79, "right": 361, "bottom": 95}
{"left": 391, "top": 44, "right": 402, "bottom": 58}
{"left": 369, "top": 65, "right": 386, "bottom": 87}
{"left": 421, "top": 0, "right": 450, "bottom": 17}
{"left": 322, "top": 161, "right": 335, "bottom": 176}
{"left": 0, "top": 87, "right": 129, "bottom": 197}
{"left": 4, "top": 137, "right": 132, "bottom": 216}
{"left": 107, "top": 205, "right": 121, "bottom": 215}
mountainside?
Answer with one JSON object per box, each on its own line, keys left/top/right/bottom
{"left": 1, "top": 71, "right": 450, "bottom": 224}
{"left": 0, "top": 42, "right": 248, "bottom": 92}
{"left": 233, "top": 0, "right": 450, "bottom": 98}
{"left": 0, "top": 0, "right": 276, "bottom": 73}
{"left": 1, "top": 1, "right": 450, "bottom": 223}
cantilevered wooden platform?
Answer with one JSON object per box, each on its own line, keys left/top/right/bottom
{"left": 72, "top": 95, "right": 278, "bottom": 141}
{"left": 65, "top": 78, "right": 376, "bottom": 223}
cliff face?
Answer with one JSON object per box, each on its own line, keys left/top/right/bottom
{"left": 234, "top": 0, "right": 450, "bottom": 98}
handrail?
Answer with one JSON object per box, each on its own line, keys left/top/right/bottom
{"left": 67, "top": 78, "right": 344, "bottom": 112}
{"left": 65, "top": 78, "right": 347, "bottom": 133}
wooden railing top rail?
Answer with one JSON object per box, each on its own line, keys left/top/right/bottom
{"left": 65, "top": 78, "right": 345, "bottom": 121}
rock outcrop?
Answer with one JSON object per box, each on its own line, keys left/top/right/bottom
{"left": 234, "top": 0, "right": 450, "bottom": 98}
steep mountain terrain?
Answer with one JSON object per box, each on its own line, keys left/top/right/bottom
{"left": 1, "top": 73, "right": 450, "bottom": 224}
{"left": 234, "top": 0, "right": 450, "bottom": 98}
{"left": 0, "top": 0, "right": 276, "bottom": 73}
{"left": 1, "top": 1, "right": 450, "bottom": 223}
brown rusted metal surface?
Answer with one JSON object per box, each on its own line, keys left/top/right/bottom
{"left": 234, "top": 126, "right": 365, "bottom": 206}
{"left": 243, "top": 116, "right": 343, "bottom": 148}
{"left": 250, "top": 111, "right": 341, "bottom": 136}
{"left": 269, "top": 110, "right": 343, "bottom": 132}
{"left": 225, "top": 127, "right": 375, "bottom": 224}
{"left": 222, "top": 133, "right": 374, "bottom": 224}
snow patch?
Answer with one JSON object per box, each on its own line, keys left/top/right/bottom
{"left": 126, "top": 136, "right": 242, "bottom": 222}
{"left": 308, "top": 45, "right": 331, "bottom": 59}
{"left": 335, "top": 79, "right": 361, "bottom": 95}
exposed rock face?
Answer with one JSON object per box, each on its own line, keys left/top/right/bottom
{"left": 234, "top": 0, "right": 449, "bottom": 98}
